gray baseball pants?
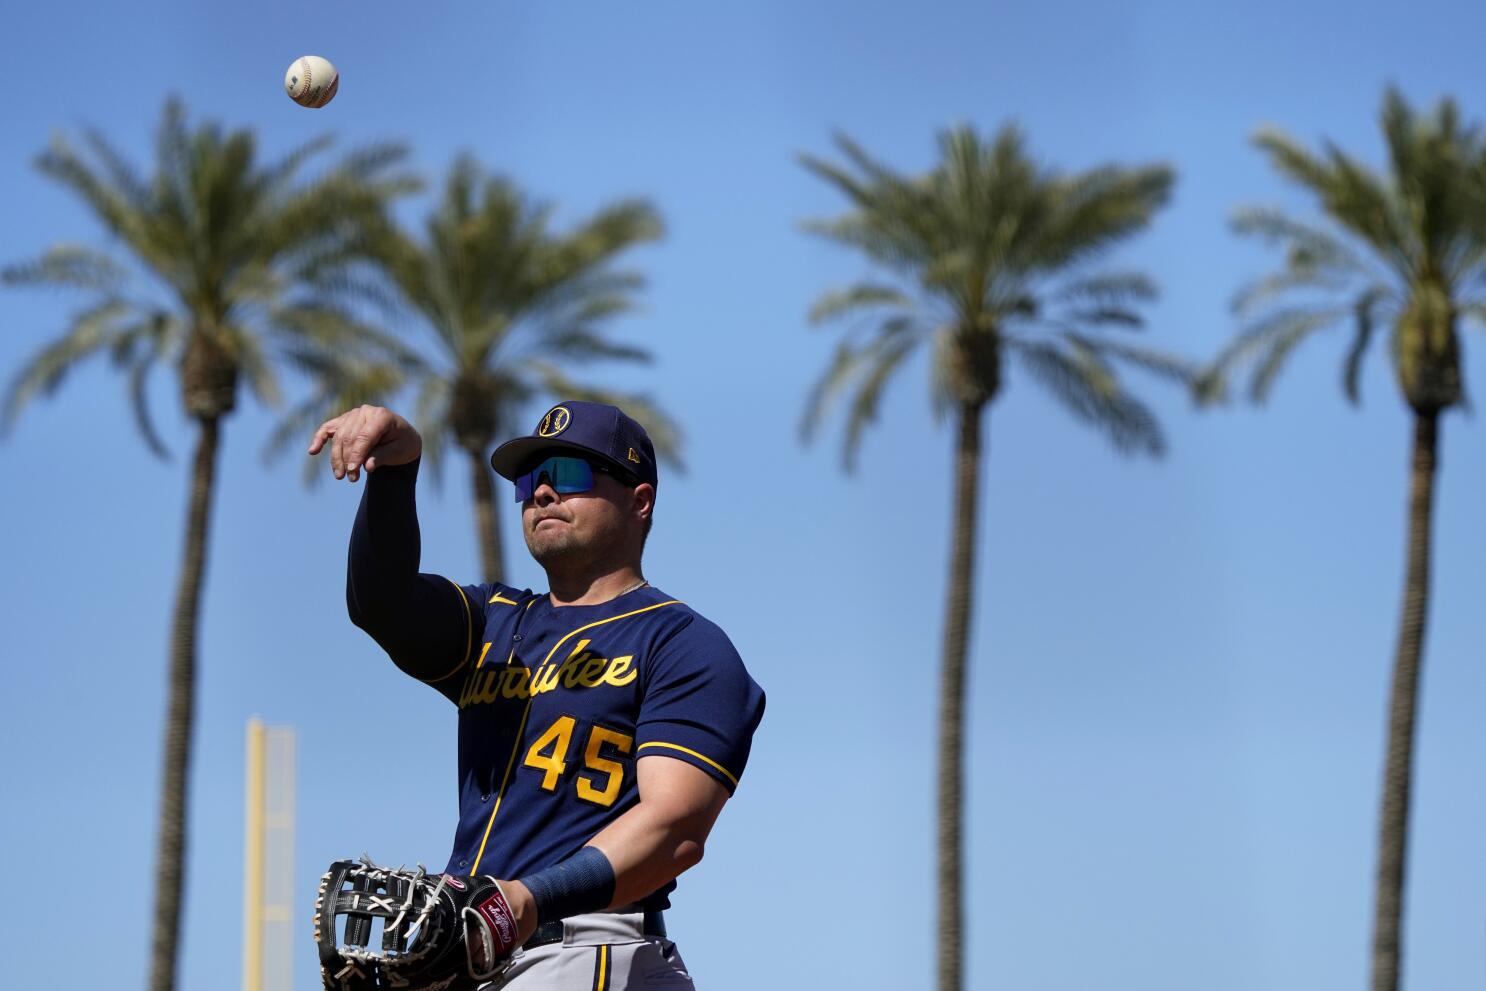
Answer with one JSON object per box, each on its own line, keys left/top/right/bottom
{"left": 482, "top": 911, "right": 695, "bottom": 991}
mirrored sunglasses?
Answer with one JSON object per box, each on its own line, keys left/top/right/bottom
{"left": 514, "top": 455, "right": 639, "bottom": 503}
{"left": 513, "top": 456, "right": 596, "bottom": 502}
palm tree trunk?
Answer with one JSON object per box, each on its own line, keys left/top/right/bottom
{"left": 938, "top": 402, "right": 984, "bottom": 991}
{"left": 148, "top": 414, "right": 222, "bottom": 991}
{"left": 1369, "top": 409, "right": 1440, "bottom": 991}
{"left": 469, "top": 449, "right": 505, "bottom": 583}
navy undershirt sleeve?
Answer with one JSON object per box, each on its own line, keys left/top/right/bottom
{"left": 346, "top": 458, "right": 475, "bottom": 698}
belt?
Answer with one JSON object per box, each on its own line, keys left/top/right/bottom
{"left": 522, "top": 910, "right": 667, "bottom": 950}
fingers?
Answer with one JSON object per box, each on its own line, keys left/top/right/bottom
{"left": 330, "top": 414, "right": 350, "bottom": 479}
{"left": 308, "top": 412, "right": 352, "bottom": 479}
{"left": 307, "top": 406, "right": 396, "bottom": 482}
{"left": 340, "top": 407, "right": 390, "bottom": 481}
{"left": 306, "top": 416, "right": 340, "bottom": 456}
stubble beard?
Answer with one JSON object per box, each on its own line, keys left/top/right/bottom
{"left": 527, "top": 511, "right": 628, "bottom": 571}
{"left": 525, "top": 522, "right": 585, "bottom": 569}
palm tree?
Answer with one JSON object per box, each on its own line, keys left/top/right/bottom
{"left": 1, "top": 98, "right": 415, "bottom": 991}
{"left": 1197, "top": 88, "right": 1486, "bottom": 991}
{"left": 798, "top": 125, "right": 1187, "bottom": 991}
{"left": 276, "top": 154, "right": 681, "bottom": 582}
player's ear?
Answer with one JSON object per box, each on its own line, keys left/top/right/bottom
{"left": 631, "top": 483, "right": 655, "bottom": 525}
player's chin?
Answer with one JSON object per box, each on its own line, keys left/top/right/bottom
{"left": 525, "top": 529, "right": 582, "bottom": 565}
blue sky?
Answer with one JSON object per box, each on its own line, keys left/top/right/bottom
{"left": 3, "top": 2, "right": 1485, "bottom": 989}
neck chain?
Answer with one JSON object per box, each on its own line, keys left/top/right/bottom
{"left": 548, "top": 578, "right": 649, "bottom": 608}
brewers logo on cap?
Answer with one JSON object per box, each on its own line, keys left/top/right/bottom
{"left": 537, "top": 406, "right": 571, "bottom": 437}
{"left": 490, "top": 399, "right": 659, "bottom": 488}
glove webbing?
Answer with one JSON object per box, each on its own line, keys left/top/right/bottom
{"left": 336, "top": 861, "right": 441, "bottom": 957}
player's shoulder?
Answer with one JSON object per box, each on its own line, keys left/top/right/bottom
{"left": 638, "top": 586, "right": 741, "bottom": 652}
{"left": 467, "top": 580, "right": 538, "bottom": 613}
{"left": 633, "top": 584, "right": 705, "bottom": 625}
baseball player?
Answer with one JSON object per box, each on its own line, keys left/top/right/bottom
{"left": 309, "top": 400, "right": 766, "bottom": 990}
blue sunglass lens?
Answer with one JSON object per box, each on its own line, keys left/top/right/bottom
{"left": 514, "top": 456, "right": 595, "bottom": 502}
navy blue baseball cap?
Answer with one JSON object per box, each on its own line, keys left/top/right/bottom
{"left": 490, "top": 400, "right": 658, "bottom": 488}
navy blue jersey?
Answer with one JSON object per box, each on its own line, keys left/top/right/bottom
{"left": 427, "top": 582, "right": 764, "bottom": 909}
{"left": 345, "top": 461, "right": 765, "bottom": 911}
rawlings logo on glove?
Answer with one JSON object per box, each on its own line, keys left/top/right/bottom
{"left": 313, "top": 857, "right": 522, "bottom": 991}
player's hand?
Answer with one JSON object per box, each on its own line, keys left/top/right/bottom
{"left": 464, "top": 878, "right": 538, "bottom": 973}
{"left": 499, "top": 879, "right": 539, "bottom": 947}
{"left": 307, "top": 405, "right": 423, "bottom": 482}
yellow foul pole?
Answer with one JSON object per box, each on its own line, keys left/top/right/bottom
{"left": 243, "top": 718, "right": 265, "bottom": 991}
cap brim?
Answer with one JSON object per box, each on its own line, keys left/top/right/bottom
{"left": 489, "top": 436, "right": 632, "bottom": 480}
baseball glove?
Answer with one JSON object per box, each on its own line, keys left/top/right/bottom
{"left": 313, "top": 856, "right": 522, "bottom": 991}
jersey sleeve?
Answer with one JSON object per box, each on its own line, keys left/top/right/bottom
{"left": 429, "top": 580, "right": 490, "bottom": 681}
{"left": 634, "top": 617, "right": 766, "bottom": 794}
{"left": 346, "top": 458, "right": 498, "bottom": 703}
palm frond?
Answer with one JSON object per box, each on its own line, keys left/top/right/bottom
{"left": 1010, "top": 339, "right": 1165, "bottom": 455}
{"left": 1218, "top": 91, "right": 1486, "bottom": 415}
{"left": 560, "top": 199, "right": 664, "bottom": 264}
{"left": 1230, "top": 207, "right": 1372, "bottom": 281}
{"left": 1327, "top": 145, "right": 1416, "bottom": 269}
{"left": 1065, "top": 307, "right": 1146, "bottom": 329}
{"left": 250, "top": 133, "right": 336, "bottom": 201}
{"left": 1343, "top": 287, "right": 1388, "bottom": 404}
{"left": 565, "top": 292, "right": 641, "bottom": 325}
{"left": 807, "top": 283, "right": 914, "bottom": 325}
{"left": 534, "top": 328, "right": 653, "bottom": 365}
{"left": 1063, "top": 333, "right": 1199, "bottom": 384}
{"left": 8, "top": 97, "right": 431, "bottom": 468}
{"left": 336, "top": 156, "right": 669, "bottom": 464}
{"left": 520, "top": 270, "right": 649, "bottom": 336}
{"left": 298, "top": 266, "right": 407, "bottom": 318}
{"left": 148, "top": 98, "right": 194, "bottom": 270}
{"left": 798, "top": 134, "right": 939, "bottom": 279}
{"left": 1458, "top": 301, "right": 1486, "bottom": 328}
{"left": 251, "top": 142, "right": 416, "bottom": 268}
{"left": 2, "top": 245, "right": 126, "bottom": 292}
{"left": 797, "top": 135, "right": 893, "bottom": 214}
{"left": 1252, "top": 127, "right": 1336, "bottom": 196}
{"left": 801, "top": 124, "right": 1177, "bottom": 459}
{"left": 841, "top": 333, "right": 918, "bottom": 472}
{"left": 271, "top": 300, "right": 417, "bottom": 361}
{"left": 1248, "top": 316, "right": 1328, "bottom": 403}
{"left": 261, "top": 355, "right": 409, "bottom": 482}
{"left": 35, "top": 135, "right": 154, "bottom": 260}
{"left": 1202, "top": 306, "right": 1343, "bottom": 405}
{"left": 1253, "top": 127, "right": 1417, "bottom": 275}
{"left": 230, "top": 326, "right": 282, "bottom": 409}
{"left": 82, "top": 126, "right": 152, "bottom": 212}
{"left": 802, "top": 317, "right": 922, "bottom": 443}
{"left": 122, "top": 315, "right": 175, "bottom": 458}
{"left": 802, "top": 340, "right": 866, "bottom": 443}
{"left": 1053, "top": 272, "right": 1158, "bottom": 307}
{"left": 1034, "top": 164, "right": 1176, "bottom": 271}
{"left": 410, "top": 374, "right": 452, "bottom": 488}
{"left": 1231, "top": 266, "right": 1354, "bottom": 317}
{"left": 3, "top": 298, "right": 136, "bottom": 429}
{"left": 1380, "top": 87, "right": 1422, "bottom": 190}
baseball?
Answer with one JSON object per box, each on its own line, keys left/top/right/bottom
{"left": 284, "top": 55, "right": 339, "bottom": 108}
